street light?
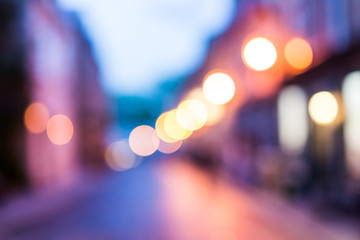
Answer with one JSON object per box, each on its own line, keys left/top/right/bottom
{"left": 309, "top": 91, "right": 338, "bottom": 125}
{"left": 203, "top": 72, "right": 235, "bottom": 105}
{"left": 285, "top": 37, "right": 313, "bottom": 70}
{"left": 243, "top": 37, "right": 277, "bottom": 71}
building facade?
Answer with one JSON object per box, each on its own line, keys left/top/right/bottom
{"left": 0, "top": 0, "right": 108, "bottom": 198}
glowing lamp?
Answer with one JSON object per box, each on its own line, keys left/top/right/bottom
{"left": 24, "top": 102, "right": 50, "bottom": 134}
{"left": 243, "top": 37, "right": 277, "bottom": 71}
{"left": 129, "top": 125, "right": 159, "bottom": 156}
{"left": 185, "top": 88, "right": 225, "bottom": 126}
{"left": 156, "top": 112, "right": 178, "bottom": 143}
{"left": 177, "top": 99, "right": 207, "bottom": 131}
{"left": 309, "top": 91, "right": 338, "bottom": 125}
{"left": 285, "top": 38, "right": 313, "bottom": 70}
{"left": 164, "top": 110, "right": 192, "bottom": 141}
{"left": 105, "top": 140, "right": 137, "bottom": 171}
{"left": 46, "top": 114, "right": 74, "bottom": 145}
{"left": 203, "top": 72, "right": 235, "bottom": 105}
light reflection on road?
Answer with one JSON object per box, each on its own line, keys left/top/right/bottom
{"left": 156, "top": 158, "right": 341, "bottom": 240}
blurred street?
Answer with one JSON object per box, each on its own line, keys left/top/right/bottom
{"left": 0, "top": 158, "right": 358, "bottom": 240}
{"left": 2, "top": 1, "right": 360, "bottom": 239}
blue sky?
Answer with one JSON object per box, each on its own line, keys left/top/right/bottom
{"left": 57, "top": 0, "right": 236, "bottom": 96}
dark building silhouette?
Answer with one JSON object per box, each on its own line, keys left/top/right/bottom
{"left": 0, "top": 0, "right": 108, "bottom": 198}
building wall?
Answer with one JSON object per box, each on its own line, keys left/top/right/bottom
{"left": 24, "top": 0, "right": 108, "bottom": 190}
{"left": 25, "top": 0, "right": 79, "bottom": 190}
{"left": 0, "top": 0, "right": 108, "bottom": 196}
{"left": 181, "top": 0, "right": 360, "bottom": 199}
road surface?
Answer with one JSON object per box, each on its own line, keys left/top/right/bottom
{"left": 0, "top": 157, "right": 358, "bottom": 240}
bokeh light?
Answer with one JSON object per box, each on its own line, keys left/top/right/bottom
{"left": 46, "top": 114, "right": 74, "bottom": 145}
{"left": 164, "top": 110, "right": 193, "bottom": 141}
{"left": 176, "top": 109, "right": 195, "bottom": 131}
{"left": 105, "top": 140, "right": 138, "bottom": 171}
{"left": 203, "top": 72, "right": 235, "bottom": 105}
{"left": 243, "top": 37, "right": 277, "bottom": 71}
{"left": 285, "top": 37, "right": 313, "bottom": 70}
{"left": 157, "top": 139, "right": 182, "bottom": 154}
{"left": 309, "top": 91, "right": 338, "bottom": 125}
{"left": 343, "top": 71, "right": 360, "bottom": 178}
{"left": 177, "top": 99, "right": 207, "bottom": 131}
{"left": 129, "top": 125, "right": 159, "bottom": 156}
{"left": 24, "top": 102, "right": 50, "bottom": 134}
{"left": 186, "top": 88, "right": 225, "bottom": 126}
{"left": 278, "top": 86, "right": 308, "bottom": 155}
{"left": 156, "top": 112, "right": 178, "bottom": 143}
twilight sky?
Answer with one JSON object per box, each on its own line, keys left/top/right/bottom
{"left": 57, "top": 0, "right": 236, "bottom": 96}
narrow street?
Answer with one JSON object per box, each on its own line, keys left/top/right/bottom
{"left": 1, "top": 1, "right": 360, "bottom": 240}
{"left": 0, "top": 157, "right": 355, "bottom": 240}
